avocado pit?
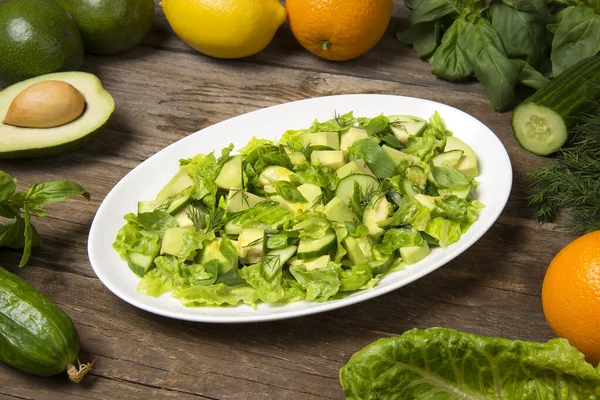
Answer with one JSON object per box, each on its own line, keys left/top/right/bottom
{"left": 3, "top": 80, "right": 85, "bottom": 128}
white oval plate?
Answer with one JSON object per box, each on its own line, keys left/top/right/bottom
{"left": 88, "top": 94, "right": 512, "bottom": 323}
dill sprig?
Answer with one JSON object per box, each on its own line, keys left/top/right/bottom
{"left": 187, "top": 205, "right": 226, "bottom": 232}
{"left": 527, "top": 104, "right": 600, "bottom": 233}
{"left": 333, "top": 111, "right": 356, "bottom": 129}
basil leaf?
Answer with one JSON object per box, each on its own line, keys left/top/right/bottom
{"left": 347, "top": 139, "right": 396, "bottom": 179}
{"left": 512, "top": 59, "right": 550, "bottom": 89}
{"left": 432, "top": 166, "right": 471, "bottom": 189}
{"left": 397, "top": 21, "right": 441, "bottom": 58}
{"left": 0, "top": 170, "right": 16, "bottom": 202}
{"left": 409, "top": 0, "right": 455, "bottom": 24}
{"left": 489, "top": 0, "right": 549, "bottom": 69}
{"left": 365, "top": 115, "right": 389, "bottom": 136}
{"left": 430, "top": 18, "right": 473, "bottom": 81}
{"left": 22, "top": 180, "right": 90, "bottom": 208}
{"left": 18, "top": 206, "right": 33, "bottom": 268}
{"left": 502, "top": 0, "right": 552, "bottom": 19}
{"left": 273, "top": 181, "right": 308, "bottom": 204}
{"left": 551, "top": 6, "right": 600, "bottom": 76}
{"left": 459, "top": 18, "right": 521, "bottom": 111}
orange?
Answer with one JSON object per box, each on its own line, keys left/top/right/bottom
{"left": 286, "top": 0, "right": 393, "bottom": 61}
{"left": 542, "top": 230, "right": 600, "bottom": 364}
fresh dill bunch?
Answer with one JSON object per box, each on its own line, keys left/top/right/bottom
{"left": 527, "top": 105, "right": 600, "bottom": 233}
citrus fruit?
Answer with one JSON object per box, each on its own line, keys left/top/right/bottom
{"left": 161, "top": 0, "right": 287, "bottom": 59}
{"left": 542, "top": 230, "right": 600, "bottom": 364}
{"left": 286, "top": 0, "right": 393, "bottom": 61}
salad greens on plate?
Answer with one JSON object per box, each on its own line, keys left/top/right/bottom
{"left": 113, "top": 111, "right": 484, "bottom": 308}
{"left": 340, "top": 328, "right": 600, "bottom": 399}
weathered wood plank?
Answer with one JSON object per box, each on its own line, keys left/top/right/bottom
{"left": 0, "top": 1, "right": 572, "bottom": 398}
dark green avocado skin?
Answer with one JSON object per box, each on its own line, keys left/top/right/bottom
{"left": 54, "top": 0, "right": 155, "bottom": 55}
{"left": 0, "top": 0, "right": 84, "bottom": 87}
{"left": 0, "top": 122, "right": 110, "bottom": 159}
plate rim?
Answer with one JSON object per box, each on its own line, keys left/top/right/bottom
{"left": 88, "top": 93, "right": 513, "bottom": 323}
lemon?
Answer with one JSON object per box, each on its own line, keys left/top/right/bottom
{"left": 162, "top": 0, "right": 287, "bottom": 59}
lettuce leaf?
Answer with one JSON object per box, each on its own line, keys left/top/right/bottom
{"left": 340, "top": 327, "right": 600, "bottom": 399}
{"left": 173, "top": 283, "right": 259, "bottom": 308}
{"left": 376, "top": 227, "right": 424, "bottom": 255}
{"left": 238, "top": 261, "right": 284, "bottom": 303}
{"left": 308, "top": 111, "right": 355, "bottom": 133}
{"left": 227, "top": 201, "right": 292, "bottom": 232}
{"left": 113, "top": 219, "right": 161, "bottom": 260}
{"left": 425, "top": 216, "right": 463, "bottom": 247}
{"left": 137, "top": 255, "right": 179, "bottom": 297}
{"left": 289, "top": 264, "right": 341, "bottom": 302}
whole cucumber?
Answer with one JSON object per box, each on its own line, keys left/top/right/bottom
{"left": 0, "top": 266, "right": 93, "bottom": 381}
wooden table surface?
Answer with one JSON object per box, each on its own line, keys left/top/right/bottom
{"left": 0, "top": 1, "right": 578, "bottom": 399}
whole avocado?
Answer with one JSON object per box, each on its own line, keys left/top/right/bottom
{"left": 54, "top": 0, "right": 155, "bottom": 55}
{"left": 0, "top": 0, "right": 84, "bottom": 87}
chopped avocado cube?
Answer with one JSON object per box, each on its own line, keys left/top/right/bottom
{"left": 414, "top": 194, "right": 438, "bottom": 211}
{"left": 297, "top": 183, "right": 322, "bottom": 205}
{"left": 400, "top": 241, "right": 430, "bottom": 265}
{"left": 226, "top": 189, "right": 265, "bottom": 213}
{"left": 199, "top": 238, "right": 238, "bottom": 274}
{"left": 300, "top": 131, "right": 339, "bottom": 150}
{"left": 156, "top": 170, "right": 195, "bottom": 202}
{"left": 271, "top": 195, "right": 307, "bottom": 213}
{"left": 431, "top": 150, "right": 464, "bottom": 169}
{"left": 215, "top": 155, "right": 242, "bottom": 190}
{"left": 340, "top": 127, "right": 369, "bottom": 153}
{"left": 258, "top": 166, "right": 294, "bottom": 193}
{"left": 160, "top": 226, "right": 196, "bottom": 256}
{"left": 382, "top": 145, "right": 427, "bottom": 170}
{"left": 406, "top": 166, "right": 427, "bottom": 189}
{"left": 343, "top": 236, "right": 372, "bottom": 265}
{"left": 137, "top": 200, "right": 161, "bottom": 214}
{"left": 363, "top": 196, "right": 390, "bottom": 236}
{"left": 289, "top": 255, "right": 331, "bottom": 271}
{"left": 173, "top": 205, "right": 194, "bottom": 227}
{"left": 387, "top": 115, "right": 427, "bottom": 143}
{"left": 238, "top": 228, "right": 265, "bottom": 263}
{"left": 445, "top": 136, "right": 478, "bottom": 177}
{"left": 311, "top": 150, "right": 346, "bottom": 170}
{"left": 336, "top": 160, "right": 375, "bottom": 179}
{"left": 324, "top": 196, "right": 355, "bottom": 222}
{"left": 289, "top": 151, "right": 307, "bottom": 165}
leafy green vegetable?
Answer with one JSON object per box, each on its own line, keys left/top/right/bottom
{"left": 396, "top": 20, "right": 441, "bottom": 58}
{"left": 227, "top": 201, "right": 291, "bottom": 232}
{"left": 488, "top": 0, "right": 549, "bottom": 70}
{"left": 460, "top": 18, "right": 522, "bottom": 111}
{"left": 347, "top": 139, "right": 396, "bottom": 178}
{"left": 425, "top": 216, "right": 463, "bottom": 246}
{"left": 340, "top": 327, "right": 600, "bottom": 399}
{"left": 309, "top": 111, "right": 355, "bottom": 133}
{"left": 289, "top": 264, "right": 341, "bottom": 302}
{"left": 551, "top": 5, "right": 600, "bottom": 76}
{"left": 0, "top": 171, "right": 89, "bottom": 267}
{"left": 376, "top": 227, "right": 424, "bottom": 255}
{"left": 430, "top": 18, "right": 473, "bottom": 81}
{"left": 173, "top": 284, "right": 259, "bottom": 308}
{"left": 238, "top": 260, "right": 284, "bottom": 302}
{"left": 273, "top": 181, "right": 307, "bottom": 203}
{"left": 431, "top": 166, "right": 471, "bottom": 189}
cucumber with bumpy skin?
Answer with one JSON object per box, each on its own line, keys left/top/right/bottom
{"left": 0, "top": 266, "right": 93, "bottom": 381}
{"left": 512, "top": 55, "right": 600, "bottom": 155}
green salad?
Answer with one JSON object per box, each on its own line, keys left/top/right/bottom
{"left": 113, "top": 111, "right": 484, "bottom": 308}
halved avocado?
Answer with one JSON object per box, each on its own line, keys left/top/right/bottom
{"left": 0, "top": 71, "right": 115, "bottom": 159}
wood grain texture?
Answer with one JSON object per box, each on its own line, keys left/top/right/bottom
{"left": 0, "top": 1, "right": 575, "bottom": 399}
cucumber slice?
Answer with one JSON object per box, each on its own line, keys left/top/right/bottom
{"left": 297, "top": 230, "right": 336, "bottom": 260}
{"left": 431, "top": 150, "right": 463, "bottom": 168}
{"left": 138, "top": 200, "right": 160, "bottom": 214}
{"left": 336, "top": 174, "right": 380, "bottom": 204}
{"left": 402, "top": 180, "right": 422, "bottom": 198}
{"left": 512, "top": 54, "right": 600, "bottom": 155}
{"left": 289, "top": 255, "right": 331, "bottom": 270}
{"left": 262, "top": 246, "right": 298, "bottom": 279}
{"left": 126, "top": 251, "right": 156, "bottom": 277}
{"left": 368, "top": 255, "right": 394, "bottom": 275}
